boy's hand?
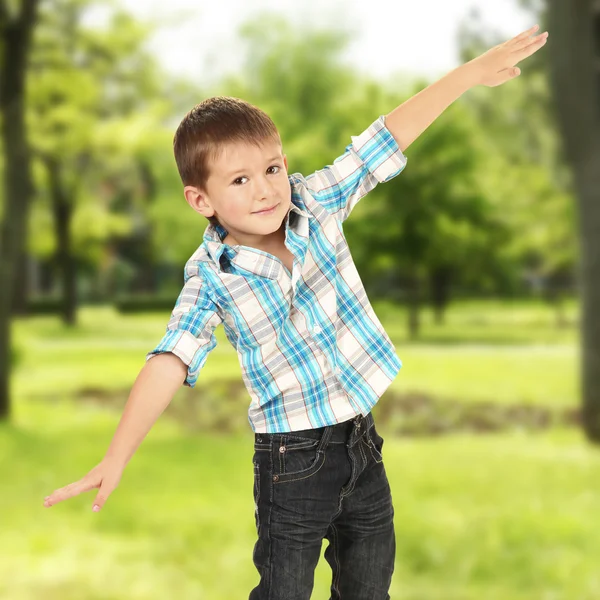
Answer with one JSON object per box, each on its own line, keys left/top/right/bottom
{"left": 43, "top": 458, "right": 124, "bottom": 512}
{"left": 465, "top": 24, "right": 549, "bottom": 88}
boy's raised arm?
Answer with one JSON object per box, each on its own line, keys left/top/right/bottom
{"left": 385, "top": 24, "right": 548, "bottom": 152}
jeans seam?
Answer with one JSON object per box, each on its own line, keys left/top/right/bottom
{"left": 341, "top": 442, "right": 358, "bottom": 497}
{"left": 253, "top": 459, "right": 260, "bottom": 532}
{"left": 367, "top": 435, "right": 383, "bottom": 464}
{"left": 267, "top": 439, "right": 273, "bottom": 600}
{"left": 330, "top": 522, "right": 342, "bottom": 598}
{"left": 358, "top": 436, "right": 368, "bottom": 466}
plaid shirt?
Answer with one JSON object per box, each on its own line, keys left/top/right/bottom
{"left": 146, "top": 114, "right": 408, "bottom": 433}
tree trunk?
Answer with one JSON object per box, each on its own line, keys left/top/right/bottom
{"left": 11, "top": 249, "right": 29, "bottom": 316}
{"left": 406, "top": 269, "right": 421, "bottom": 340}
{"left": 574, "top": 156, "right": 600, "bottom": 440}
{"left": 0, "top": 0, "right": 41, "bottom": 421}
{"left": 430, "top": 265, "right": 452, "bottom": 326}
{"left": 545, "top": 0, "right": 600, "bottom": 441}
{"left": 46, "top": 158, "right": 77, "bottom": 326}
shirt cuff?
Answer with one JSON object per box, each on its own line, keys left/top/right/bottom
{"left": 350, "top": 114, "right": 408, "bottom": 183}
{"left": 146, "top": 329, "right": 211, "bottom": 388}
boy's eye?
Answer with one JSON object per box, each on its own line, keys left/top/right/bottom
{"left": 232, "top": 165, "right": 280, "bottom": 186}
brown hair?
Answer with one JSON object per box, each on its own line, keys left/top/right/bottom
{"left": 173, "top": 96, "right": 282, "bottom": 227}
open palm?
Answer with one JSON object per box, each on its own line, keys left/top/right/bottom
{"left": 468, "top": 24, "right": 549, "bottom": 88}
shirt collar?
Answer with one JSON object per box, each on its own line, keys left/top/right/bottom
{"left": 203, "top": 199, "right": 309, "bottom": 270}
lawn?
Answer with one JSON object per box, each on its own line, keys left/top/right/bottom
{"left": 2, "top": 400, "right": 598, "bottom": 599}
{"left": 12, "top": 298, "right": 579, "bottom": 409}
{"left": 2, "top": 298, "right": 594, "bottom": 599}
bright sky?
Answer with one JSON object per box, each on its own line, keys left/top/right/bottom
{"left": 112, "top": 0, "right": 536, "bottom": 85}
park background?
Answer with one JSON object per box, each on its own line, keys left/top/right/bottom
{"left": 1, "top": 0, "right": 599, "bottom": 598}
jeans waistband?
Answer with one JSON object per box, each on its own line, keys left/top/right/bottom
{"left": 255, "top": 411, "right": 373, "bottom": 445}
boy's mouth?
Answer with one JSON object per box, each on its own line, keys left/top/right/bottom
{"left": 253, "top": 203, "right": 279, "bottom": 215}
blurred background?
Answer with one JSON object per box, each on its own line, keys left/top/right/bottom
{"left": 1, "top": 0, "right": 599, "bottom": 598}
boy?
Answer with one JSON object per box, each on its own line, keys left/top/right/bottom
{"left": 43, "top": 25, "right": 548, "bottom": 599}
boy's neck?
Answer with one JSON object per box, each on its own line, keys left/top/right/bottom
{"left": 222, "top": 220, "right": 286, "bottom": 252}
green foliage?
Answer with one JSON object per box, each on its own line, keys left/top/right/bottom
{"left": 19, "top": 5, "right": 576, "bottom": 308}
{"left": 114, "top": 293, "right": 186, "bottom": 313}
{"left": 25, "top": 295, "right": 63, "bottom": 315}
{"left": 26, "top": 0, "right": 177, "bottom": 280}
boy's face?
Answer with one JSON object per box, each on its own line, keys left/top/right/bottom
{"left": 184, "top": 138, "right": 291, "bottom": 248}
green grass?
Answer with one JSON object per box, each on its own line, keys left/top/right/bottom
{"left": 3, "top": 298, "right": 592, "bottom": 599}
{"left": 12, "top": 299, "right": 579, "bottom": 408}
{"left": 2, "top": 398, "right": 599, "bottom": 599}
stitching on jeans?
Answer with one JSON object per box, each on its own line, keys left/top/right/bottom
{"left": 359, "top": 436, "right": 368, "bottom": 466}
{"left": 253, "top": 460, "right": 260, "bottom": 533}
{"left": 255, "top": 440, "right": 343, "bottom": 450}
{"left": 281, "top": 439, "right": 320, "bottom": 475}
{"left": 330, "top": 522, "right": 342, "bottom": 598}
{"left": 274, "top": 451, "right": 326, "bottom": 483}
{"left": 267, "top": 438, "right": 273, "bottom": 599}
{"left": 367, "top": 434, "right": 383, "bottom": 464}
{"left": 274, "top": 427, "right": 332, "bottom": 484}
{"left": 341, "top": 442, "right": 358, "bottom": 497}
{"left": 283, "top": 439, "right": 319, "bottom": 450}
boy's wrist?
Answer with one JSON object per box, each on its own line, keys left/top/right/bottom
{"left": 452, "top": 62, "right": 481, "bottom": 91}
{"left": 102, "top": 452, "right": 128, "bottom": 469}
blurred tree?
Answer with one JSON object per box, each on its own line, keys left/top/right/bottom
{"left": 470, "top": 0, "right": 600, "bottom": 441}
{"left": 344, "top": 83, "right": 510, "bottom": 338}
{"left": 221, "top": 12, "right": 358, "bottom": 146}
{"left": 219, "top": 13, "right": 517, "bottom": 338}
{"left": 542, "top": 0, "right": 600, "bottom": 442}
{"left": 129, "top": 9, "right": 580, "bottom": 346}
{"left": 457, "top": 7, "right": 577, "bottom": 326}
{"left": 0, "top": 0, "right": 41, "bottom": 420}
{"left": 27, "top": 0, "right": 162, "bottom": 323}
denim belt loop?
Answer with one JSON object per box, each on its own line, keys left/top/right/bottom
{"left": 318, "top": 426, "right": 333, "bottom": 451}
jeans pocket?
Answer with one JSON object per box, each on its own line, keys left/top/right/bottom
{"left": 274, "top": 436, "right": 325, "bottom": 484}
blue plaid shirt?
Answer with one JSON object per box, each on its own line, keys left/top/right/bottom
{"left": 146, "top": 114, "right": 408, "bottom": 433}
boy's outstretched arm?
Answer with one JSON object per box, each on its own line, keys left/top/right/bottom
{"left": 42, "top": 353, "right": 188, "bottom": 512}
{"left": 385, "top": 24, "right": 549, "bottom": 152}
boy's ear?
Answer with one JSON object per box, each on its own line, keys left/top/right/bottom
{"left": 184, "top": 185, "right": 215, "bottom": 217}
{"left": 283, "top": 154, "right": 288, "bottom": 170}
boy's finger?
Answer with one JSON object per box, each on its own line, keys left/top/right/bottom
{"left": 43, "top": 480, "right": 95, "bottom": 507}
{"left": 513, "top": 24, "right": 539, "bottom": 42}
{"left": 92, "top": 483, "right": 114, "bottom": 512}
{"left": 513, "top": 31, "right": 548, "bottom": 52}
{"left": 514, "top": 34, "right": 548, "bottom": 61}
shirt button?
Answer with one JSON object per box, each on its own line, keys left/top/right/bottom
{"left": 313, "top": 325, "right": 322, "bottom": 334}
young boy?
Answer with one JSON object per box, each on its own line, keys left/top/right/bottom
{"left": 43, "top": 25, "right": 547, "bottom": 599}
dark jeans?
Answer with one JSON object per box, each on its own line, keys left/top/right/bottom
{"left": 249, "top": 411, "right": 395, "bottom": 600}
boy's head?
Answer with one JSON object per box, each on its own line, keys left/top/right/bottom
{"left": 175, "top": 96, "right": 291, "bottom": 246}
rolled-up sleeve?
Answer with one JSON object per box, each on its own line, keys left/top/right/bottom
{"left": 146, "top": 264, "right": 222, "bottom": 387}
{"left": 304, "top": 114, "right": 408, "bottom": 223}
